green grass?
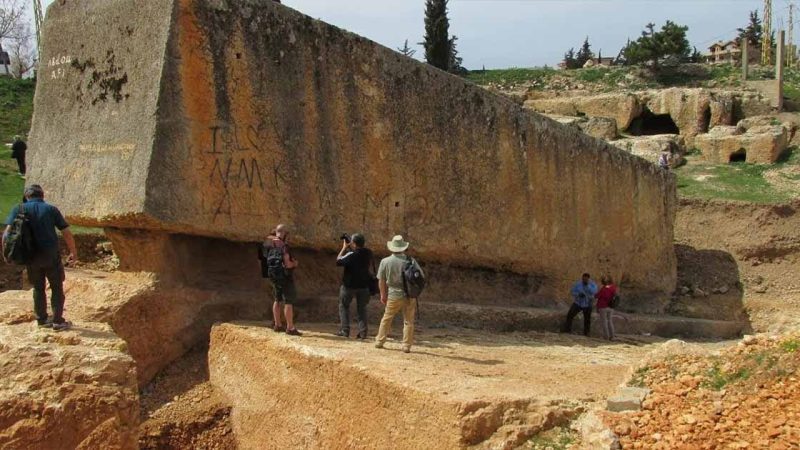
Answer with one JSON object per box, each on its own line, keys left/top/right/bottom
{"left": 0, "top": 147, "right": 25, "bottom": 224}
{"left": 527, "top": 427, "right": 576, "bottom": 450}
{"left": 628, "top": 366, "right": 650, "bottom": 388}
{"left": 674, "top": 149, "right": 800, "bottom": 204}
{"left": 703, "top": 362, "right": 752, "bottom": 391}
{"left": 464, "top": 67, "right": 557, "bottom": 87}
{"left": 0, "top": 77, "right": 35, "bottom": 144}
{"left": 781, "top": 339, "right": 799, "bottom": 353}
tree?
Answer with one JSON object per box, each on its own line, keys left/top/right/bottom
{"left": 8, "top": 22, "right": 34, "bottom": 78}
{"left": 0, "top": 0, "right": 26, "bottom": 42}
{"left": 737, "top": 10, "right": 763, "bottom": 48}
{"left": 448, "top": 35, "right": 465, "bottom": 74}
{"left": 398, "top": 39, "right": 416, "bottom": 58}
{"left": 0, "top": 0, "right": 31, "bottom": 76}
{"left": 687, "top": 46, "right": 703, "bottom": 63}
{"left": 421, "top": 0, "right": 452, "bottom": 71}
{"left": 562, "top": 47, "right": 577, "bottom": 69}
{"left": 575, "top": 36, "right": 594, "bottom": 67}
{"left": 621, "top": 20, "right": 690, "bottom": 69}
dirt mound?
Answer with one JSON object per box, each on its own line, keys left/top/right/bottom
{"left": 675, "top": 199, "right": 800, "bottom": 332}
{"left": 139, "top": 348, "right": 234, "bottom": 450}
{"left": 602, "top": 333, "right": 800, "bottom": 449}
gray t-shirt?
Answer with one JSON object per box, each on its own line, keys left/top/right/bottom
{"left": 377, "top": 253, "right": 424, "bottom": 300}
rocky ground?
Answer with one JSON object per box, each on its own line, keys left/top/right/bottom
{"left": 602, "top": 333, "right": 800, "bottom": 449}
{"left": 138, "top": 348, "right": 235, "bottom": 450}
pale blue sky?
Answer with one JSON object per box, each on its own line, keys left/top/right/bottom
{"left": 42, "top": 0, "right": 773, "bottom": 68}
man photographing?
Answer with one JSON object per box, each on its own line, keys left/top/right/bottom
{"left": 335, "top": 233, "right": 373, "bottom": 339}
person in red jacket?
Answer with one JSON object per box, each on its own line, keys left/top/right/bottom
{"left": 595, "top": 276, "right": 619, "bottom": 340}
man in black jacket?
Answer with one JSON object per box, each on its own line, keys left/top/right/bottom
{"left": 11, "top": 135, "right": 26, "bottom": 176}
{"left": 336, "top": 233, "right": 373, "bottom": 339}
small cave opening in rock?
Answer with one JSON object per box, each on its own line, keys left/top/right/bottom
{"left": 701, "top": 107, "right": 712, "bottom": 133}
{"left": 627, "top": 108, "right": 680, "bottom": 136}
{"left": 729, "top": 149, "right": 747, "bottom": 163}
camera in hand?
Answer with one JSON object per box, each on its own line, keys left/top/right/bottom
{"left": 340, "top": 233, "right": 351, "bottom": 243}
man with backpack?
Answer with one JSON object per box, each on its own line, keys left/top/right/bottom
{"left": 259, "top": 224, "right": 301, "bottom": 336}
{"left": 2, "top": 185, "right": 77, "bottom": 330}
{"left": 335, "top": 233, "right": 373, "bottom": 339}
{"left": 374, "top": 235, "right": 424, "bottom": 353}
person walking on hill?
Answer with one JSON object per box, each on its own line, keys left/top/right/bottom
{"left": 259, "top": 224, "right": 301, "bottom": 336}
{"left": 11, "top": 135, "right": 26, "bottom": 176}
{"left": 375, "top": 235, "right": 423, "bottom": 353}
{"left": 2, "top": 185, "right": 77, "bottom": 330}
{"left": 595, "top": 276, "right": 619, "bottom": 340}
{"left": 335, "top": 233, "right": 373, "bottom": 339}
{"left": 561, "top": 273, "right": 598, "bottom": 336}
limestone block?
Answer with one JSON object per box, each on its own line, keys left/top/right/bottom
{"left": 709, "top": 92, "right": 735, "bottom": 128}
{"left": 209, "top": 323, "right": 580, "bottom": 449}
{"left": 578, "top": 117, "right": 618, "bottom": 140}
{"left": 736, "top": 115, "right": 779, "bottom": 133}
{"left": 606, "top": 387, "right": 651, "bottom": 412}
{"left": 573, "top": 411, "right": 621, "bottom": 450}
{"left": 611, "top": 134, "right": 686, "bottom": 165}
{"left": 737, "top": 92, "right": 774, "bottom": 118}
{"left": 28, "top": 0, "right": 676, "bottom": 298}
{"left": 696, "top": 125, "right": 788, "bottom": 164}
{"left": 0, "top": 293, "right": 139, "bottom": 450}
{"left": 525, "top": 93, "right": 642, "bottom": 130}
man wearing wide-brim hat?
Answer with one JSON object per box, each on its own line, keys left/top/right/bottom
{"left": 374, "top": 235, "right": 424, "bottom": 353}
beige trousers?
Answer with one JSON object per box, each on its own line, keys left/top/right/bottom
{"left": 375, "top": 298, "right": 417, "bottom": 348}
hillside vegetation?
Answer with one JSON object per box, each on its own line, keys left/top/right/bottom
{"left": 0, "top": 78, "right": 35, "bottom": 145}
{"left": 465, "top": 63, "right": 790, "bottom": 97}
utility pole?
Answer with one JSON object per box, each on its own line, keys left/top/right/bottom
{"left": 777, "top": 29, "right": 785, "bottom": 111}
{"left": 33, "top": 0, "right": 44, "bottom": 57}
{"left": 790, "top": 4, "right": 796, "bottom": 66}
{"left": 763, "top": 0, "right": 773, "bottom": 66}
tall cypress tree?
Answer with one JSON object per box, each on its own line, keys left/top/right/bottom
{"left": 422, "top": 0, "right": 452, "bottom": 71}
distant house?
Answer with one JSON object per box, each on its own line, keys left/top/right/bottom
{"left": 705, "top": 40, "right": 758, "bottom": 64}
{"left": 0, "top": 44, "right": 11, "bottom": 77}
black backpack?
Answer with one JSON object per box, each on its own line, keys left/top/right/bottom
{"left": 3, "top": 203, "right": 35, "bottom": 265}
{"left": 401, "top": 257, "right": 425, "bottom": 298}
{"left": 264, "top": 242, "right": 288, "bottom": 282}
{"left": 610, "top": 294, "right": 621, "bottom": 309}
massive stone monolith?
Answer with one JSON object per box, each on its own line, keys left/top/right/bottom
{"left": 28, "top": 0, "right": 676, "bottom": 297}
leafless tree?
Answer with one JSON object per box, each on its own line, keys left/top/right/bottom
{"left": 8, "top": 22, "right": 34, "bottom": 78}
{"left": 0, "top": 0, "right": 33, "bottom": 76}
{"left": 0, "top": 0, "right": 26, "bottom": 41}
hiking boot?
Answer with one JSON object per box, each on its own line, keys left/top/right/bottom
{"left": 52, "top": 321, "right": 72, "bottom": 332}
{"left": 403, "top": 346, "right": 411, "bottom": 354}
{"left": 37, "top": 319, "right": 53, "bottom": 329}
{"left": 273, "top": 324, "right": 286, "bottom": 332}
{"left": 374, "top": 342, "right": 384, "bottom": 349}
{"left": 335, "top": 330, "right": 349, "bottom": 338}
{"left": 356, "top": 333, "right": 367, "bottom": 340}
{"left": 286, "top": 328, "right": 302, "bottom": 336}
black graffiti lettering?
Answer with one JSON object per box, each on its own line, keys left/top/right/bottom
{"left": 208, "top": 126, "right": 224, "bottom": 154}
{"left": 238, "top": 158, "right": 264, "bottom": 189}
{"left": 209, "top": 158, "right": 234, "bottom": 187}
